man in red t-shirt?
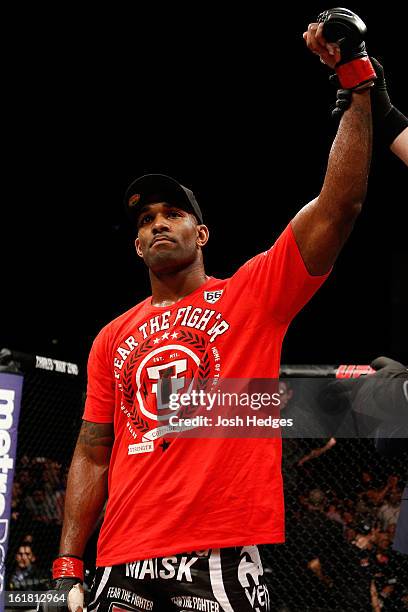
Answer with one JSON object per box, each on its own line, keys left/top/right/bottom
{"left": 45, "top": 10, "right": 381, "bottom": 612}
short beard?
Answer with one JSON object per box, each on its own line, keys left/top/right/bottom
{"left": 146, "top": 245, "right": 199, "bottom": 276}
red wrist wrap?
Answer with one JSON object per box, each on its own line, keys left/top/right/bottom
{"left": 336, "top": 57, "right": 376, "bottom": 89}
{"left": 53, "top": 556, "right": 84, "bottom": 581}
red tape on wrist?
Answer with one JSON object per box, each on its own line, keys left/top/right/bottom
{"left": 336, "top": 57, "right": 376, "bottom": 90}
{"left": 53, "top": 556, "right": 84, "bottom": 581}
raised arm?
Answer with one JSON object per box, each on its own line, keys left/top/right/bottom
{"left": 59, "top": 420, "right": 114, "bottom": 556}
{"left": 291, "top": 89, "right": 371, "bottom": 275}
{"left": 291, "top": 11, "right": 375, "bottom": 275}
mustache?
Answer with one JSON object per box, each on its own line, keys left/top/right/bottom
{"left": 150, "top": 235, "right": 177, "bottom": 246}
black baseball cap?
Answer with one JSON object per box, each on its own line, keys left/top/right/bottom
{"left": 124, "top": 174, "right": 204, "bottom": 225}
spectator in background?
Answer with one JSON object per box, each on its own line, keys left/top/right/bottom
{"left": 297, "top": 437, "right": 337, "bottom": 467}
{"left": 279, "top": 380, "right": 333, "bottom": 441}
{"left": 378, "top": 491, "right": 402, "bottom": 532}
{"left": 25, "top": 489, "right": 60, "bottom": 524}
{"left": 298, "top": 488, "right": 371, "bottom": 609}
{"left": 17, "top": 469, "right": 33, "bottom": 494}
{"left": 11, "top": 482, "right": 23, "bottom": 521}
{"left": 362, "top": 475, "right": 401, "bottom": 507}
{"left": 350, "top": 356, "right": 408, "bottom": 555}
{"left": 42, "top": 460, "right": 65, "bottom": 523}
{"left": 9, "top": 543, "right": 45, "bottom": 591}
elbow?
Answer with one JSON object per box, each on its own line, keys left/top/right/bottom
{"left": 349, "top": 200, "right": 363, "bottom": 220}
{"left": 336, "top": 178, "right": 367, "bottom": 220}
{"left": 327, "top": 201, "right": 362, "bottom": 232}
{"left": 318, "top": 189, "right": 365, "bottom": 225}
{"left": 347, "top": 180, "right": 367, "bottom": 216}
{"left": 337, "top": 199, "right": 363, "bottom": 225}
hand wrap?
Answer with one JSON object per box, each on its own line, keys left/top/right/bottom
{"left": 318, "top": 8, "right": 376, "bottom": 90}
{"left": 38, "top": 556, "right": 84, "bottom": 612}
{"left": 369, "top": 57, "right": 408, "bottom": 146}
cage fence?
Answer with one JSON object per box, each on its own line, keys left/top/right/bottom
{"left": 2, "top": 351, "right": 85, "bottom": 596}
{"left": 2, "top": 352, "right": 407, "bottom": 611}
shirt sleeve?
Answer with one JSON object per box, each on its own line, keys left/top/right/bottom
{"left": 83, "top": 327, "right": 115, "bottom": 423}
{"left": 244, "top": 222, "right": 331, "bottom": 324}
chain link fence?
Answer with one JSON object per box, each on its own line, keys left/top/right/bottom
{"left": 263, "top": 438, "right": 408, "bottom": 611}
{"left": 3, "top": 351, "right": 85, "bottom": 595}
{"left": 3, "top": 351, "right": 408, "bottom": 610}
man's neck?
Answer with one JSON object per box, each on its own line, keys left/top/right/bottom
{"left": 149, "top": 264, "right": 209, "bottom": 307}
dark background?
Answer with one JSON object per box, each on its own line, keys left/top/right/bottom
{"left": 2, "top": 3, "right": 407, "bottom": 370}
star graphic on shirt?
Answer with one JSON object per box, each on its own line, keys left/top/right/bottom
{"left": 159, "top": 439, "right": 171, "bottom": 452}
{"left": 153, "top": 337, "right": 160, "bottom": 344}
{"left": 161, "top": 332, "right": 170, "bottom": 340}
{"left": 171, "top": 332, "right": 178, "bottom": 339}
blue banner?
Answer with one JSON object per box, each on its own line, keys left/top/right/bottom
{"left": 0, "top": 373, "right": 23, "bottom": 601}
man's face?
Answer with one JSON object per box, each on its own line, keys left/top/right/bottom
{"left": 278, "top": 382, "right": 293, "bottom": 410}
{"left": 16, "top": 546, "right": 34, "bottom": 569}
{"left": 135, "top": 202, "right": 208, "bottom": 274}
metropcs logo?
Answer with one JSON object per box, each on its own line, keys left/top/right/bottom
{"left": 0, "top": 388, "right": 15, "bottom": 592}
{"left": 204, "top": 290, "right": 223, "bottom": 304}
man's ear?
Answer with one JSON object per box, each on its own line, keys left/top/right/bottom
{"left": 135, "top": 236, "right": 143, "bottom": 258}
{"left": 196, "top": 225, "right": 209, "bottom": 248}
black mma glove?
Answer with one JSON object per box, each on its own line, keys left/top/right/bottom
{"left": 351, "top": 356, "right": 408, "bottom": 429}
{"left": 316, "top": 376, "right": 364, "bottom": 438}
{"left": 318, "top": 8, "right": 376, "bottom": 90}
{"left": 319, "top": 357, "right": 408, "bottom": 438}
{"left": 369, "top": 58, "right": 408, "bottom": 147}
{"left": 318, "top": 378, "right": 356, "bottom": 415}
{"left": 38, "top": 556, "right": 84, "bottom": 612}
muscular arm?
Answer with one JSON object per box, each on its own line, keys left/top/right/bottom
{"left": 291, "top": 90, "right": 372, "bottom": 275}
{"left": 59, "top": 420, "right": 114, "bottom": 557}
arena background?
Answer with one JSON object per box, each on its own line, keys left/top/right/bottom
{"left": 2, "top": 3, "right": 407, "bottom": 610}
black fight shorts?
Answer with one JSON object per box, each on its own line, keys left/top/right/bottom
{"left": 87, "top": 546, "right": 270, "bottom": 612}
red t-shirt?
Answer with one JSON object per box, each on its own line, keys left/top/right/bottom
{"left": 84, "top": 223, "right": 329, "bottom": 565}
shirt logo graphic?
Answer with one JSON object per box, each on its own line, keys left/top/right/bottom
{"left": 204, "top": 290, "right": 223, "bottom": 304}
{"left": 135, "top": 345, "right": 200, "bottom": 421}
